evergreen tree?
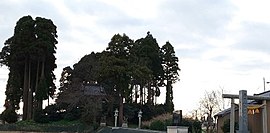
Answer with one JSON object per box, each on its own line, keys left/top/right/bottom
{"left": 133, "top": 32, "right": 164, "bottom": 105}
{"left": 73, "top": 52, "right": 101, "bottom": 84}
{"left": 55, "top": 32, "right": 180, "bottom": 124}
{"left": 99, "top": 33, "right": 133, "bottom": 125}
{"left": 56, "top": 53, "right": 105, "bottom": 124}
{"left": 0, "top": 15, "right": 58, "bottom": 120}
{"left": 161, "top": 41, "right": 180, "bottom": 112}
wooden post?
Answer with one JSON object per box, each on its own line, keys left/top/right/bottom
{"left": 230, "top": 98, "right": 235, "bottom": 133}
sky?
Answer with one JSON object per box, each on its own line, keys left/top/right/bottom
{"left": 1, "top": 0, "right": 270, "bottom": 115}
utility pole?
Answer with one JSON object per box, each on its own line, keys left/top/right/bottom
{"left": 264, "top": 77, "right": 266, "bottom": 91}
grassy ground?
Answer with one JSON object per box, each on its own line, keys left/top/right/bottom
{"left": 0, "top": 120, "right": 93, "bottom": 132}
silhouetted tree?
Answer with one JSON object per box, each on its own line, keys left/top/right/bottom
{"left": 161, "top": 41, "right": 180, "bottom": 112}
{"left": 55, "top": 32, "right": 180, "bottom": 125}
{"left": 133, "top": 32, "right": 164, "bottom": 105}
{"left": 99, "top": 34, "right": 133, "bottom": 125}
{"left": 0, "top": 15, "right": 58, "bottom": 120}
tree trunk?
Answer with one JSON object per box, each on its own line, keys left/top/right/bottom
{"left": 143, "top": 87, "right": 146, "bottom": 104}
{"left": 33, "top": 60, "right": 40, "bottom": 119}
{"left": 165, "top": 81, "right": 169, "bottom": 104}
{"left": 165, "top": 80, "right": 174, "bottom": 112}
{"left": 22, "top": 58, "right": 29, "bottom": 120}
{"left": 38, "top": 58, "right": 45, "bottom": 111}
{"left": 129, "top": 84, "right": 133, "bottom": 103}
{"left": 27, "top": 60, "right": 32, "bottom": 120}
{"left": 151, "top": 87, "right": 154, "bottom": 104}
{"left": 147, "top": 83, "right": 151, "bottom": 104}
{"left": 170, "top": 82, "right": 174, "bottom": 111}
{"left": 153, "top": 87, "right": 156, "bottom": 105}
{"left": 139, "top": 84, "right": 143, "bottom": 105}
{"left": 135, "top": 85, "right": 138, "bottom": 103}
{"left": 119, "top": 96, "right": 123, "bottom": 126}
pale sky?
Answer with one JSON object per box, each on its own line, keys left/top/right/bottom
{"left": 0, "top": 0, "right": 270, "bottom": 115}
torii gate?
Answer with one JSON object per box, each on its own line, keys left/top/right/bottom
{"left": 222, "top": 90, "right": 270, "bottom": 133}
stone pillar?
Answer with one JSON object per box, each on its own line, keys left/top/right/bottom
{"left": 114, "top": 109, "right": 119, "bottom": 127}
{"left": 239, "top": 90, "right": 248, "bottom": 133}
{"left": 138, "top": 110, "right": 142, "bottom": 129}
{"left": 230, "top": 98, "right": 235, "bottom": 133}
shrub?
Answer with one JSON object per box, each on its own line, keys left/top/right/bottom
{"left": 180, "top": 118, "right": 202, "bottom": 133}
{"left": 44, "top": 104, "right": 63, "bottom": 121}
{"left": 123, "top": 103, "right": 139, "bottom": 124}
{"left": 34, "top": 110, "right": 49, "bottom": 123}
{"left": 64, "top": 108, "right": 81, "bottom": 121}
{"left": 150, "top": 120, "right": 166, "bottom": 131}
{"left": 141, "top": 104, "right": 166, "bottom": 121}
{"left": 122, "top": 103, "right": 166, "bottom": 125}
{"left": 1, "top": 109, "right": 18, "bottom": 123}
{"left": 142, "top": 113, "right": 172, "bottom": 131}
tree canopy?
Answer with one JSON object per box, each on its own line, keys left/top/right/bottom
{"left": 0, "top": 15, "right": 58, "bottom": 121}
{"left": 161, "top": 41, "right": 180, "bottom": 112}
{"left": 0, "top": 16, "right": 180, "bottom": 125}
{"left": 57, "top": 32, "right": 180, "bottom": 125}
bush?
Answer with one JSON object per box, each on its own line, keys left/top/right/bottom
{"left": 180, "top": 118, "right": 202, "bottom": 133}
{"left": 64, "top": 108, "right": 81, "bottom": 121}
{"left": 150, "top": 120, "right": 166, "bottom": 131}
{"left": 122, "top": 103, "right": 166, "bottom": 125}
{"left": 43, "top": 104, "right": 63, "bottom": 121}
{"left": 141, "top": 104, "right": 166, "bottom": 121}
{"left": 123, "top": 103, "right": 140, "bottom": 124}
{"left": 1, "top": 109, "right": 18, "bottom": 123}
{"left": 142, "top": 113, "right": 172, "bottom": 131}
{"left": 34, "top": 110, "right": 49, "bottom": 123}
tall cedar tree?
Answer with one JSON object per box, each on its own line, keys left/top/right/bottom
{"left": 0, "top": 15, "right": 58, "bottom": 121}
{"left": 161, "top": 41, "right": 180, "bottom": 112}
{"left": 133, "top": 32, "right": 164, "bottom": 105}
{"left": 99, "top": 34, "right": 133, "bottom": 126}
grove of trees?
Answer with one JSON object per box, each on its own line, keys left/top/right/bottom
{"left": 0, "top": 15, "right": 58, "bottom": 122}
{"left": 57, "top": 32, "right": 180, "bottom": 125}
{"left": 0, "top": 16, "right": 180, "bottom": 126}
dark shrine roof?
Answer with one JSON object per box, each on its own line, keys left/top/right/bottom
{"left": 83, "top": 84, "right": 106, "bottom": 96}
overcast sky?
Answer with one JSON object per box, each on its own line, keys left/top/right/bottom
{"left": 1, "top": 0, "right": 270, "bottom": 115}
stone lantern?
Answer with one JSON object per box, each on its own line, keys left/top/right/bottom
{"left": 114, "top": 108, "right": 119, "bottom": 127}
{"left": 138, "top": 110, "right": 142, "bottom": 129}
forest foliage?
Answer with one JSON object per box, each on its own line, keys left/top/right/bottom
{"left": 57, "top": 32, "right": 180, "bottom": 125}
{"left": 0, "top": 15, "right": 57, "bottom": 122}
